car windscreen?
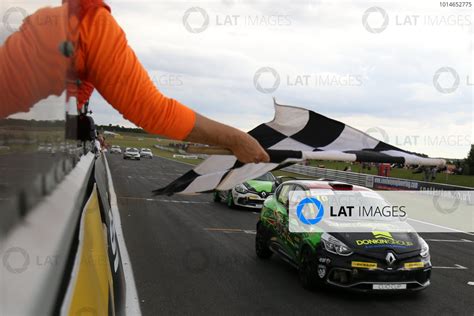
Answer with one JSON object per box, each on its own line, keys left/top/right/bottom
{"left": 307, "top": 189, "right": 397, "bottom": 222}
{"left": 254, "top": 173, "right": 274, "bottom": 182}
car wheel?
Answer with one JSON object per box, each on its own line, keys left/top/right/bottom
{"left": 255, "top": 222, "right": 273, "bottom": 259}
{"left": 213, "top": 191, "right": 221, "bottom": 202}
{"left": 298, "top": 247, "right": 320, "bottom": 290}
{"left": 226, "top": 191, "right": 235, "bottom": 209}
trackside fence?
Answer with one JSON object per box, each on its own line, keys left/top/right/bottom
{"left": 282, "top": 164, "right": 473, "bottom": 192}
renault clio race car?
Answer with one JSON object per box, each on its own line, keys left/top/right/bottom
{"left": 255, "top": 180, "right": 431, "bottom": 291}
{"left": 213, "top": 172, "right": 277, "bottom": 209}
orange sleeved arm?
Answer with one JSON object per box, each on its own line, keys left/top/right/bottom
{"left": 76, "top": 7, "right": 196, "bottom": 140}
{"left": 0, "top": 6, "right": 69, "bottom": 118}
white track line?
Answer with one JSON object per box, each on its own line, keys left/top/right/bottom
{"left": 408, "top": 218, "right": 474, "bottom": 236}
{"left": 425, "top": 239, "right": 473, "bottom": 243}
{"left": 104, "top": 156, "right": 142, "bottom": 315}
{"left": 432, "top": 264, "right": 468, "bottom": 270}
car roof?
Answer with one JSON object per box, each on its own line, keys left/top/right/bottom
{"left": 282, "top": 180, "right": 372, "bottom": 191}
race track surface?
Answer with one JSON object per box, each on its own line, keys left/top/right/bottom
{"left": 107, "top": 154, "right": 474, "bottom": 316}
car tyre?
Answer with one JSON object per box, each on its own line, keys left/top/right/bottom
{"left": 255, "top": 222, "right": 273, "bottom": 259}
{"left": 226, "top": 191, "right": 235, "bottom": 209}
{"left": 213, "top": 191, "right": 221, "bottom": 202}
{"left": 298, "top": 247, "right": 320, "bottom": 290}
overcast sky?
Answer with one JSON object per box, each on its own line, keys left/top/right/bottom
{"left": 4, "top": 0, "right": 473, "bottom": 158}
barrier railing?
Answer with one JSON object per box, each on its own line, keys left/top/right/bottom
{"left": 282, "top": 164, "right": 472, "bottom": 191}
{"left": 0, "top": 153, "right": 95, "bottom": 315}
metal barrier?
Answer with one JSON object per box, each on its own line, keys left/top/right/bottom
{"left": 283, "top": 164, "right": 373, "bottom": 187}
{"left": 282, "top": 164, "right": 472, "bottom": 191}
{"left": 0, "top": 153, "right": 95, "bottom": 316}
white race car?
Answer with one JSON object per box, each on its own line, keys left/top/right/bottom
{"left": 110, "top": 145, "right": 122, "bottom": 154}
{"left": 140, "top": 148, "right": 153, "bottom": 159}
{"left": 123, "top": 147, "right": 140, "bottom": 160}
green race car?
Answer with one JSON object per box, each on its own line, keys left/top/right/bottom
{"left": 213, "top": 172, "right": 277, "bottom": 209}
{"left": 255, "top": 180, "right": 431, "bottom": 291}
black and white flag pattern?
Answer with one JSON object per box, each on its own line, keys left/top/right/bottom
{"left": 154, "top": 101, "right": 445, "bottom": 195}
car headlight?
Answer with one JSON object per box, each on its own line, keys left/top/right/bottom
{"left": 321, "top": 233, "right": 353, "bottom": 256}
{"left": 419, "top": 237, "right": 430, "bottom": 258}
{"left": 234, "top": 184, "right": 248, "bottom": 194}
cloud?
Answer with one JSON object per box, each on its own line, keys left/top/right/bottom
{"left": 3, "top": 0, "right": 471, "bottom": 158}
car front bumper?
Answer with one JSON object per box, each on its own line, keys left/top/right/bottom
{"left": 124, "top": 154, "right": 140, "bottom": 159}
{"left": 315, "top": 251, "right": 431, "bottom": 291}
{"left": 233, "top": 191, "right": 269, "bottom": 209}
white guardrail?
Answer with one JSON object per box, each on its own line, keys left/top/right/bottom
{"left": 0, "top": 153, "right": 95, "bottom": 315}
{"left": 282, "top": 164, "right": 373, "bottom": 187}
{"left": 282, "top": 164, "right": 473, "bottom": 192}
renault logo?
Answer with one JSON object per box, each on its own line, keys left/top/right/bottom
{"left": 261, "top": 192, "right": 266, "bottom": 198}
{"left": 385, "top": 252, "right": 396, "bottom": 265}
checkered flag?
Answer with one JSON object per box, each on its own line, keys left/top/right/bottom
{"left": 154, "top": 101, "right": 445, "bottom": 195}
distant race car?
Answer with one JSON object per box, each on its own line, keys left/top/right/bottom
{"left": 255, "top": 180, "right": 431, "bottom": 291}
{"left": 213, "top": 172, "right": 277, "bottom": 209}
{"left": 110, "top": 145, "right": 122, "bottom": 154}
{"left": 123, "top": 147, "right": 140, "bottom": 160}
{"left": 140, "top": 148, "right": 153, "bottom": 159}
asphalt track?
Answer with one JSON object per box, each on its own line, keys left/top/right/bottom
{"left": 107, "top": 154, "right": 474, "bottom": 316}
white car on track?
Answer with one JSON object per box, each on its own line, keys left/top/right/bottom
{"left": 123, "top": 147, "right": 141, "bottom": 160}
{"left": 140, "top": 148, "right": 153, "bottom": 159}
{"left": 110, "top": 145, "right": 122, "bottom": 154}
